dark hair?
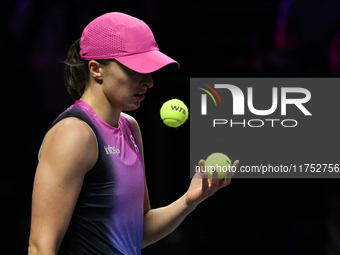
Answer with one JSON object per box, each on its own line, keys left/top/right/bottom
{"left": 64, "top": 38, "right": 114, "bottom": 100}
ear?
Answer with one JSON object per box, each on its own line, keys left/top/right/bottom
{"left": 88, "top": 60, "right": 103, "bottom": 81}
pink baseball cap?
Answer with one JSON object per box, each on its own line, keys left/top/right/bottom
{"left": 80, "top": 12, "right": 179, "bottom": 73}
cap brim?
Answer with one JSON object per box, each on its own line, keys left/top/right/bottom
{"left": 114, "top": 50, "right": 180, "bottom": 74}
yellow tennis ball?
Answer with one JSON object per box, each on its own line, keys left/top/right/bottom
{"left": 160, "top": 99, "right": 189, "bottom": 128}
{"left": 205, "top": 152, "right": 232, "bottom": 180}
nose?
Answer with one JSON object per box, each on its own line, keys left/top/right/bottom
{"left": 141, "top": 73, "right": 154, "bottom": 89}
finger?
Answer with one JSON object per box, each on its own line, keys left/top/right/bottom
{"left": 222, "top": 163, "right": 234, "bottom": 182}
{"left": 198, "top": 159, "right": 209, "bottom": 192}
{"left": 221, "top": 160, "right": 239, "bottom": 187}
{"left": 202, "top": 172, "right": 209, "bottom": 192}
{"left": 226, "top": 167, "right": 234, "bottom": 179}
{"left": 222, "top": 166, "right": 230, "bottom": 185}
{"left": 206, "top": 166, "right": 214, "bottom": 187}
{"left": 228, "top": 160, "right": 239, "bottom": 179}
{"left": 194, "top": 159, "right": 206, "bottom": 178}
{"left": 210, "top": 166, "right": 220, "bottom": 193}
{"left": 220, "top": 175, "right": 232, "bottom": 188}
{"left": 199, "top": 159, "right": 205, "bottom": 168}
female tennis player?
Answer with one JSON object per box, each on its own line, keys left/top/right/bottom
{"left": 28, "top": 12, "right": 239, "bottom": 255}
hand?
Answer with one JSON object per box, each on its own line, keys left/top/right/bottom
{"left": 185, "top": 159, "right": 239, "bottom": 209}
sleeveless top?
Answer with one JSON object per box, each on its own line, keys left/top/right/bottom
{"left": 45, "top": 100, "right": 144, "bottom": 255}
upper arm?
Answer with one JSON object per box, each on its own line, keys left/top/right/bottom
{"left": 29, "top": 118, "right": 97, "bottom": 253}
{"left": 122, "top": 113, "right": 151, "bottom": 215}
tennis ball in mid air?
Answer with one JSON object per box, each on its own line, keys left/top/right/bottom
{"left": 160, "top": 99, "right": 189, "bottom": 128}
{"left": 205, "top": 152, "right": 232, "bottom": 180}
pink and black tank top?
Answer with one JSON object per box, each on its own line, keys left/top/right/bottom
{"left": 46, "top": 100, "right": 144, "bottom": 255}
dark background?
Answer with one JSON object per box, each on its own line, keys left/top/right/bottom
{"left": 2, "top": 0, "right": 340, "bottom": 254}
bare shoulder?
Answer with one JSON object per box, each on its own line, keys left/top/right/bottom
{"left": 39, "top": 117, "right": 97, "bottom": 173}
{"left": 43, "top": 117, "right": 96, "bottom": 148}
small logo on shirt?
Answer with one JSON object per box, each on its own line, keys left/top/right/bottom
{"left": 130, "top": 135, "right": 140, "bottom": 153}
{"left": 104, "top": 145, "right": 120, "bottom": 155}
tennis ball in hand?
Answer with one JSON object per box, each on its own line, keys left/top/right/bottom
{"left": 205, "top": 153, "right": 232, "bottom": 180}
{"left": 160, "top": 99, "right": 189, "bottom": 128}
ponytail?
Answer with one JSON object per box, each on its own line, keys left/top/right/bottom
{"left": 64, "top": 38, "right": 89, "bottom": 100}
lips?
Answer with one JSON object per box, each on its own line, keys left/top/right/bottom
{"left": 134, "top": 89, "right": 147, "bottom": 97}
{"left": 134, "top": 91, "right": 145, "bottom": 100}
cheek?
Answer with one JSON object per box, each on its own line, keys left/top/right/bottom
{"left": 103, "top": 82, "right": 131, "bottom": 105}
{"left": 101, "top": 71, "right": 137, "bottom": 100}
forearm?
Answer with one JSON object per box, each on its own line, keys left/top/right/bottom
{"left": 142, "top": 193, "right": 195, "bottom": 248}
{"left": 142, "top": 160, "right": 238, "bottom": 248}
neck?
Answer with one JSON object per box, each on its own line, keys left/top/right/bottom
{"left": 80, "top": 84, "right": 121, "bottom": 128}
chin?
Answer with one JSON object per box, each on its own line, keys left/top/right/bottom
{"left": 123, "top": 103, "right": 141, "bottom": 111}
